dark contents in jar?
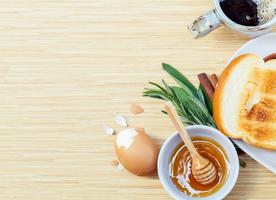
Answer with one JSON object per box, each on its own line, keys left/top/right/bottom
{"left": 220, "top": 0, "right": 259, "bottom": 26}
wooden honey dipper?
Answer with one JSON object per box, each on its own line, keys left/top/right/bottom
{"left": 164, "top": 103, "right": 217, "bottom": 185}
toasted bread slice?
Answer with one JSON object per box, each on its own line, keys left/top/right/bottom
{"left": 213, "top": 54, "right": 276, "bottom": 150}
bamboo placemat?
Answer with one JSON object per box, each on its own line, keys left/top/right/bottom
{"left": 0, "top": 0, "right": 274, "bottom": 199}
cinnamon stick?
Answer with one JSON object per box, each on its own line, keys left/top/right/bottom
{"left": 209, "top": 74, "right": 218, "bottom": 89}
{"left": 264, "top": 53, "right": 276, "bottom": 62}
{"left": 197, "top": 73, "right": 214, "bottom": 99}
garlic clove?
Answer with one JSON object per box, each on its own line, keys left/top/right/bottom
{"left": 130, "top": 103, "right": 144, "bottom": 115}
{"left": 102, "top": 124, "right": 115, "bottom": 135}
{"left": 115, "top": 114, "right": 128, "bottom": 127}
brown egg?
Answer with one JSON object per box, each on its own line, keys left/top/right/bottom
{"left": 115, "top": 128, "right": 159, "bottom": 176}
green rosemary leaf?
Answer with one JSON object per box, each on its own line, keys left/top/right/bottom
{"left": 239, "top": 158, "right": 247, "bottom": 168}
{"left": 162, "top": 63, "right": 197, "bottom": 97}
{"left": 161, "top": 80, "right": 175, "bottom": 96}
{"left": 143, "top": 90, "right": 169, "bottom": 100}
{"left": 197, "top": 88, "right": 207, "bottom": 108}
{"left": 148, "top": 82, "right": 169, "bottom": 95}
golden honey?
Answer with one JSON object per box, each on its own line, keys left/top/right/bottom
{"left": 169, "top": 136, "right": 228, "bottom": 197}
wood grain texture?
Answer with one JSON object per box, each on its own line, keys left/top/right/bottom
{"left": 0, "top": 0, "right": 274, "bottom": 199}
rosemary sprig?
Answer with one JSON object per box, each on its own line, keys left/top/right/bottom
{"left": 143, "top": 63, "right": 216, "bottom": 128}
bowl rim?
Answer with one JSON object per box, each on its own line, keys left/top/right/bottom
{"left": 157, "top": 125, "right": 239, "bottom": 200}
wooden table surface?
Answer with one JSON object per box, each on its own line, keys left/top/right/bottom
{"left": 0, "top": 0, "right": 275, "bottom": 199}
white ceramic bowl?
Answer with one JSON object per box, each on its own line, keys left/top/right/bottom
{"left": 158, "top": 125, "right": 239, "bottom": 200}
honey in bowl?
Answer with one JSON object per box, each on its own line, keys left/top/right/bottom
{"left": 169, "top": 136, "right": 229, "bottom": 197}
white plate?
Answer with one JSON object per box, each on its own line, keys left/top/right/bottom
{"left": 227, "top": 33, "right": 276, "bottom": 174}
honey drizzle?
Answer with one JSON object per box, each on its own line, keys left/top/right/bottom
{"left": 169, "top": 137, "right": 229, "bottom": 197}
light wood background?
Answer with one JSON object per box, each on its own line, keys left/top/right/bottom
{"left": 0, "top": 0, "right": 274, "bottom": 199}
